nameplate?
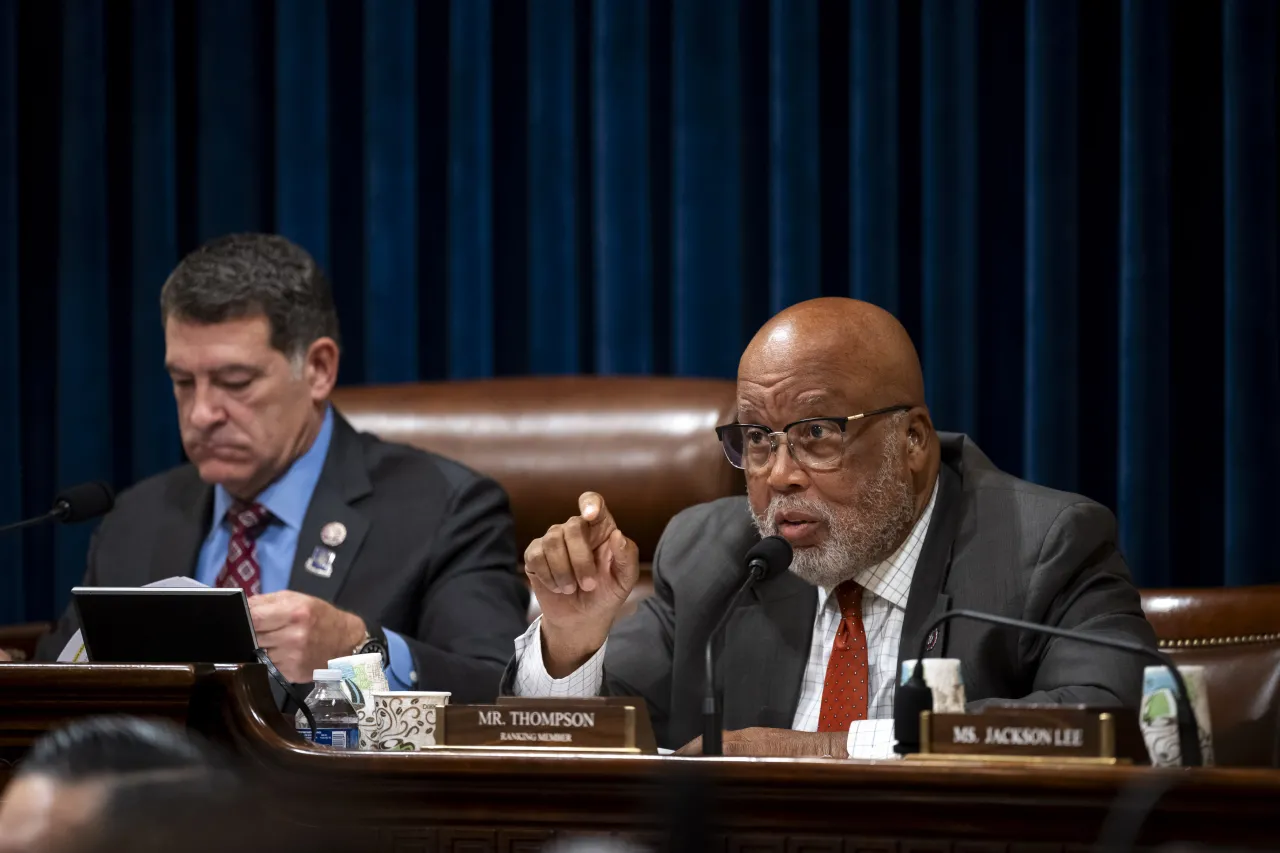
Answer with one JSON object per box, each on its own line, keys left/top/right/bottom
{"left": 495, "top": 695, "right": 658, "bottom": 753}
{"left": 444, "top": 703, "right": 637, "bottom": 751}
{"left": 919, "top": 707, "right": 1118, "bottom": 762}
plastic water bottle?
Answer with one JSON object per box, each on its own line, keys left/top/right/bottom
{"left": 295, "top": 668, "right": 359, "bottom": 749}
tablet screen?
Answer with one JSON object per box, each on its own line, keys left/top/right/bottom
{"left": 71, "top": 587, "right": 259, "bottom": 664}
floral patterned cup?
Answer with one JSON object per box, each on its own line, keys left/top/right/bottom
{"left": 369, "top": 691, "right": 451, "bottom": 751}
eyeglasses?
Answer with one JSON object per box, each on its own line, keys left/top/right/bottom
{"left": 714, "top": 405, "right": 912, "bottom": 472}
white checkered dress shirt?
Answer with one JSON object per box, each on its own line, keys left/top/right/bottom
{"left": 514, "top": 480, "right": 939, "bottom": 758}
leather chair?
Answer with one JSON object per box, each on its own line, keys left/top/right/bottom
{"left": 1141, "top": 586, "right": 1280, "bottom": 766}
{"left": 330, "top": 377, "right": 744, "bottom": 614}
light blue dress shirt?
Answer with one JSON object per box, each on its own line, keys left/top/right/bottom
{"left": 194, "top": 405, "right": 414, "bottom": 688}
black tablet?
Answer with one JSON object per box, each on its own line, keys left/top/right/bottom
{"left": 71, "top": 587, "right": 259, "bottom": 664}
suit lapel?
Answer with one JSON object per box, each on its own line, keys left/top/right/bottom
{"left": 286, "top": 415, "right": 372, "bottom": 604}
{"left": 720, "top": 569, "right": 818, "bottom": 730}
{"left": 148, "top": 471, "right": 213, "bottom": 585}
{"left": 896, "top": 463, "right": 963, "bottom": 679}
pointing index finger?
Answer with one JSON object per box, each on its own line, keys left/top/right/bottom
{"left": 578, "top": 491, "right": 605, "bottom": 522}
{"left": 577, "top": 491, "right": 619, "bottom": 548}
{"left": 579, "top": 492, "right": 618, "bottom": 529}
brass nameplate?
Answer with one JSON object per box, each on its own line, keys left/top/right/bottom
{"left": 444, "top": 703, "right": 636, "bottom": 750}
{"left": 919, "top": 707, "right": 1118, "bottom": 763}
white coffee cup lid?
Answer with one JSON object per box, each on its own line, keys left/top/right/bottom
{"left": 313, "top": 668, "right": 342, "bottom": 682}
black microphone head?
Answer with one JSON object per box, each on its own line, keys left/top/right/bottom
{"left": 53, "top": 481, "right": 116, "bottom": 523}
{"left": 744, "top": 535, "right": 793, "bottom": 581}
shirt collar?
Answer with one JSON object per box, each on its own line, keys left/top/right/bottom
{"left": 211, "top": 405, "right": 335, "bottom": 531}
{"left": 818, "top": 474, "right": 941, "bottom": 612}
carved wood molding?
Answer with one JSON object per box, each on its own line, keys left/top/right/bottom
{"left": 4, "top": 666, "right": 1279, "bottom": 850}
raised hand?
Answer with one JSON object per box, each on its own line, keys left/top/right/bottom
{"left": 523, "top": 491, "right": 639, "bottom": 677}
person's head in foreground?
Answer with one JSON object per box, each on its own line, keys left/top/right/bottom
{"left": 162, "top": 232, "right": 341, "bottom": 502}
{"left": 723, "top": 297, "right": 940, "bottom": 587}
{"left": 0, "top": 716, "right": 225, "bottom": 853}
{"left": 0, "top": 716, "right": 325, "bottom": 853}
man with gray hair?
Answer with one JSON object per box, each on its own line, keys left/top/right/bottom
{"left": 34, "top": 234, "right": 529, "bottom": 701}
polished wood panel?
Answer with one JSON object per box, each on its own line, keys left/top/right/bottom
{"left": 0, "top": 621, "right": 52, "bottom": 662}
{"left": 0, "top": 662, "right": 203, "bottom": 784}
{"left": 2, "top": 663, "right": 1280, "bottom": 852}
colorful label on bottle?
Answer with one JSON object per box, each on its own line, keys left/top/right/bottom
{"left": 299, "top": 727, "right": 360, "bottom": 749}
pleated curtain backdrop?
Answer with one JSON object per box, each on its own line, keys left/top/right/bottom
{"left": 1, "top": 0, "right": 1277, "bottom": 626}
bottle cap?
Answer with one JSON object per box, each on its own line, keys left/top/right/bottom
{"left": 312, "top": 668, "right": 342, "bottom": 682}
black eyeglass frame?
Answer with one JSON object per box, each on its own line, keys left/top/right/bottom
{"left": 713, "top": 404, "right": 914, "bottom": 470}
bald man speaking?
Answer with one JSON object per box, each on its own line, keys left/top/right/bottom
{"left": 506, "top": 298, "right": 1156, "bottom": 757}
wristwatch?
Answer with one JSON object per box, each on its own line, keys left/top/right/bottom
{"left": 353, "top": 625, "right": 390, "bottom": 669}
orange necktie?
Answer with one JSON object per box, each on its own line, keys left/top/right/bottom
{"left": 817, "top": 580, "right": 870, "bottom": 731}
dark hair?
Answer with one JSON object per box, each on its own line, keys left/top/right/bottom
{"left": 19, "top": 716, "right": 223, "bottom": 781}
{"left": 76, "top": 773, "right": 334, "bottom": 853}
{"left": 68, "top": 764, "right": 343, "bottom": 853}
{"left": 160, "top": 233, "right": 341, "bottom": 358}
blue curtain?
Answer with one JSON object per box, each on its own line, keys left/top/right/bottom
{"left": 0, "top": 0, "right": 20, "bottom": 618}
{"left": 2, "top": 0, "right": 1278, "bottom": 625}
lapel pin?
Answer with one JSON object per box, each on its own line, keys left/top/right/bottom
{"left": 320, "top": 522, "right": 347, "bottom": 547}
{"left": 925, "top": 627, "right": 940, "bottom": 652}
{"left": 304, "top": 546, "right": 336, "bottom": 579}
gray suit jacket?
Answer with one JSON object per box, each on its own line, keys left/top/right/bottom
{"left": 37, "top": 413, "right": 530, "bottom": 703}
{"left": 543, "top": 433, "right": 1156, "bottom": 749}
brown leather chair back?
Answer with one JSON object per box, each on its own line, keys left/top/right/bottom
{"left": 1141, "top": 586, "right": 1280, "bottom": 766}
{"left": 330, "top": 377, "right": 743, "bottom": 565}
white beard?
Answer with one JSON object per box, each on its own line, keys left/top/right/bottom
{"left": 750, "top": 426, "right": 917, "bottom": 589}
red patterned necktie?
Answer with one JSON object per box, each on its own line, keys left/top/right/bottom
{"left": 817, "top": 580, "right": 870, "bottom": 731}
{"left": 214, "top": 502, "right": 272, "bottom": 597}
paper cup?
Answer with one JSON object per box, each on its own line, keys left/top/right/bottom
{"left": 1140, "top": 665, "right": 1214, "bottom": 767}
{"left": 900, "top": 658, "right": 967, "bottom": 712}
{"left": 370, "top": 691, "right": 451, "bottom": 751}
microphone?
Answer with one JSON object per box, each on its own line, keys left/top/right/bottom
{"left": 0, "top": 481, "right": 116, "bottom": 535}
{"left": 702, "top": 535, "right": 793, "bottom": 756}
{"left": 893, "top": 608, "right": 1203, "bottom": 766}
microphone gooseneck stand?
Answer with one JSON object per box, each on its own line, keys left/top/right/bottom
{"left": 0, "top": 507, "right": 65, "bottom": 535}
{"left": 702, "top": 535, "right": 793, "bottom": 756}
{"left": 701, "top": 563, "right": 768, "bottom": 756}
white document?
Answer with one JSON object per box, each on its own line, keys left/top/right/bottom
{"left": 57, "top": 576, "right": 210, "bottom": 662}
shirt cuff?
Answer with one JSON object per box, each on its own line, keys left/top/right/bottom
{"left": 846, "top": 719, "right": 901, "bottom": 759}
{"left": 512, "top": 616, "right": 606, "bottom": 697}
{"left": 383, "top": 628, "right": 416, "bottom": 690}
